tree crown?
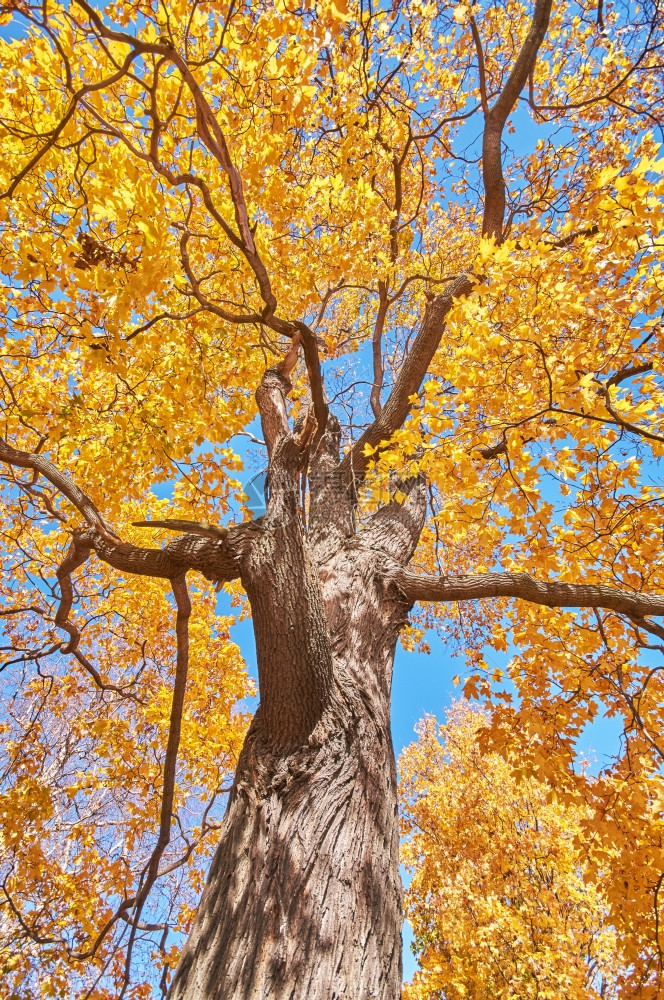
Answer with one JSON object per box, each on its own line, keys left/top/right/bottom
{"left": 1, "top": 0, "right": 663, "bottom": 994}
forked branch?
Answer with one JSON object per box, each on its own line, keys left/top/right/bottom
{"left": 337, "top": 0, "right": 553, "bottom": 482}
{"left": 0, "top": 437, "right": 119, "bottom": 540}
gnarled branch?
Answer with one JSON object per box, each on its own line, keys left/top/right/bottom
{"left": 0, "top": 437, "right": 119, "bottom": 540}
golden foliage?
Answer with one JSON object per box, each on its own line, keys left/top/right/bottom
{"left": 0, "top": 520, "right": 253, "bottom": 996}
{"left": 400, "top": 703, "right": 622, "bottom": 1000}
{"left": 0, "top": 0, "right": 662, "bottom": 992}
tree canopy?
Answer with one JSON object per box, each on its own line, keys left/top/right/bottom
{"left": 0, "top": 0, "right": 663, "bottom": 994}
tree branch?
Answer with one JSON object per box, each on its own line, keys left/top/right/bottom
{"left": 178, "top": 233, "right": 263, "bottom": 325}
{"left": 339, "top": 273, "right": 473, "bottom": 482}
{"left": 0, "top": 433, "right": 262, "bottom": 592}
{"left": 595, "top": 377, "right": 664, "bottom": 445}
{"left": 0, "top": 437, "right": 119, "bottom": 540}
{"left": 606, "top": 362, "right": 654, "bottom": 388}
{"left": 394, "top": 568, "right": 664, "bottom": 622}
{"left": 291, "top": 321, "right": 329, "bottom": 443}
{"left": 119, "top": 573, "right": 191, "bottom": 998}
{"left": 481, "top": 0, "right": 553, "bottom": 240}
{"left": 1, "top": 49, "right": 142, "bottom": 200}
{"left": 308, "top": 413, "right": 355, "bottom": 562}
{"left": 470, "top": 16, "right": 490, "bottom": 116}
{"left": 255, "top": 367, "right": 293, "bottom": 459}
{"left": 72, "top": 0, "right": 280, "bottom": 322}
{"left": 370, "top": 282, "right": 389, "bottom": 419}
{"left": 362, "top": 474, "right": 427, "bottom": 564}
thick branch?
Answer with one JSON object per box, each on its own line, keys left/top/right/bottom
{"left": 55, "top": 537, "right": 93, "bottom": 651}
{"left": 481, "top": 0, "right": 553, "bottom": 240}
{"left": 395, "top": 569, "right": 664, "bottom": 622}
{"left": 0, "top": 436, "right": 258, "bottom": 587}
{"left": 308, "top": 412, "right": 355, "bottom": 562}
{"left": 292, "top": 321, "right": 329, "bottom": 442}
{"left": 339, "top": 274, "right": 472, "bottom": 482}
{"left": 255, "top": 367, "right": 292, "bottom": 459}
{"left": 84, "top": 524, "right": 256, "bottom": 584}
{"left": 606, "top": 362, "right": 654, "bottom": 388}
{"left": 470, "top": 17, "right": 490, "bottom": 115}
{"left": 361, "top": 475, "right": 427, "bottom": 564}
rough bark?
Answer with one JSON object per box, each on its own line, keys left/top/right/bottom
{"left": 168, "top": 535, "right": 412, "bottom": 999}
{"left": 394, "top": 569, "right": 664, "bottom": 619}
{"left": 168, "top": 655, "right": 404, "bottom": 1000}
{"left": 2, "top": 0, "right": 657, "bottom": 993}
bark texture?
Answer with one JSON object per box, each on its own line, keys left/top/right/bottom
{"left": 169, "top": 683, "right": 403, "bottom": 1000}
{"left": 162, "top": 349, "right": 664, "bottom": 999}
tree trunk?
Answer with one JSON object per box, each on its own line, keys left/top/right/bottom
{"left": 169, "top": 548, "right": 409, "bottom": 1000}
{"left": 169, "top": 376, "right": 425, "bottom": 1000}
{"left": 169, "top": 682, "right": 402, "bottom": 1000}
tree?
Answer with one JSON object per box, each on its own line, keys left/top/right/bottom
{"left": 400, "top": 702, "right": 622, "bottom": 1000}
{"left": 0, "top": 0, "right": 663, "bottom": 995}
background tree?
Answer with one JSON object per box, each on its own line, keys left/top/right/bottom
{"left": 0, "top": 0, "right": 663, "bottom": 996}
{"left": 400, "top": 702, "right": 622, "bottom": 1000}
